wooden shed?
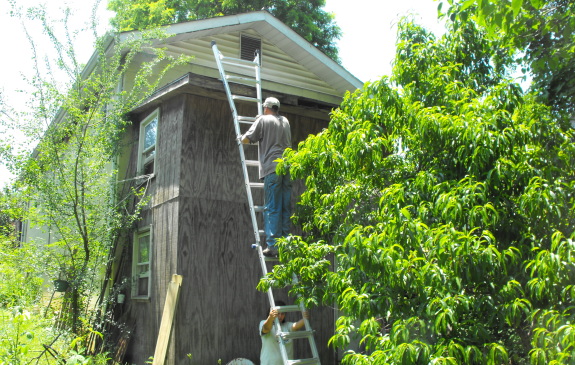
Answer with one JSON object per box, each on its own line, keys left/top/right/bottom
{"left": 105, "top": 11, "right": 362, "bottom": 364}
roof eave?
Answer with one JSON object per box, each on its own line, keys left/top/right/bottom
{"left": 119, "top": 11, "right": 363, "bottom": 92}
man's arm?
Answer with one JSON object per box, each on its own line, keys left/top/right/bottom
{"left": 240, "top": 115, "right": 263, "bottom": 144}
{"left": 261, "top": 308, "right": 278, "bottom": 334}
{"left": 292, "top": 311, "right": 309, "bottom": 331}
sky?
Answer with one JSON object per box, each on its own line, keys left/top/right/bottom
{"left": 324, "top": 0, "right": 445, "bottom": 82}
{"left": 0, "top": 0, "right": 445, "bottom": 187}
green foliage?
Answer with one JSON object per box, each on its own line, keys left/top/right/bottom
{"left": 0, "top": 307, "right": 110, "bottom": 364}
{"left": 263, "top": 17, "right": 575, "bottom": 365}
{"left": 0, "top": 190, "right": 44, "bottom": 308}
{"left": 0, "top": 237, "right": 45, "bottom": 307}
{"left": 107, "top": 0, "right": 341, "bottom": 62}
{"left": 0, "top": 187, "right": 25, "bottom": 237}
{"left": 0, "top": 308, "right": 36, "bottom": 364}
{"left": 446, "top": 0, "right": 575, "bottom": 114}
{"left": 1, "top": 2, "right": 190, "bottom": 335}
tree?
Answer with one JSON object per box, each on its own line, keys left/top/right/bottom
{"left": 261, "top": 16, "right": 575, "bottom": 365}
{"left": 107, "top": 0, "right": 342, "bottom": 62}
{"left": 1, "top": 3, "right": 189, "bottom": 335}
{"left": 446, "top": 0, "right": 575, "bottom": 114}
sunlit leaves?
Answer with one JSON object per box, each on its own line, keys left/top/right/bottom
{"left": 3, "top": 5, "right": 192, "bottom": 334}
{"left": 448, "top": 0, "right": 575, "bottom": 113}
{"left": 270, "top": 12, "right": 575, "bottom": 365}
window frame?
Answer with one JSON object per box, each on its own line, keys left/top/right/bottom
{"left": 132, "top": 225, "right": 152, "bottom": 299}
{"left": 138, "top": 109, "right": 159, "bottom": 176}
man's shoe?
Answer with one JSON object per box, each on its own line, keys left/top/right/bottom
{"left": 262, "top": 247, "right": 278, "bottom": 257}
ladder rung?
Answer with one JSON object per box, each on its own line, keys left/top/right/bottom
{"left": 233, "top": 95, "right": 260, "bottom": 103}
{"left": 238, "top": 116, "right": 256, "bottom": 123}
{"left": 250, "top": 182, "right": 264, "bottom": 189}
{"left": 278, "top": 330, "right": 315, "bottom": 340}
{"left": 258, "top": 229, "right": 265, "bottom": 236}
{"left": 275, "top": 305, "right": 301, "bottom": 313}
{"left": 220, "top": 56, "right": 258, "bottom": 68}
{"left": 226, "top": 75, "right": 260, "bottom": 85}
{"left": 253, "top": 205, "right": 264, "bottom": 213}
{"left": 246, "top": 160, "right": 259, "bottom": 167}
{"left": 287, "top": 358, "right": 321, "bottom": 365}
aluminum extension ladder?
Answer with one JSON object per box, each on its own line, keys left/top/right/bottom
{"left": 211, "top": 41, "right": 320, "bottom": 365}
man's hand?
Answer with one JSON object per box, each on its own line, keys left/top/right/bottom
{"left": 293, "top": 310, "right": 309, "bottom": 331}
{"left": 269, "top": 307, "right": 279, "bottom": 319}
{"left": 262, "top": 307, "right": 279, "bottom": 334}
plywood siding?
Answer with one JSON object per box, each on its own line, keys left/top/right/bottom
{"left": 120, "top": 97, "right": 184, "bottom": 364}
{"left": 175, "top": 94, "right": 261, "bottom": 363}
{"left": 123, "top": 90, "right": 335, "bottom": 364}
{"left": 171, "top": 94, "right": 334, "bottom": 364}
{"left": 153, "top": 96, "right": 185, "bottom": 207}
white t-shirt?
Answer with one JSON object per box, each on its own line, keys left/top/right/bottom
{"left": 259, "top": 320, "right": 294, "bottom": 365}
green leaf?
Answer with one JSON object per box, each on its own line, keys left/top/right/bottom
{"left": 529, "top": 0, "right": 543, "bottom": 9}
{"left": 511, "top": 0, "right": 523, "bottom": 17}
{"left": 461, "top": 0, "right": 476, "bottom": 11}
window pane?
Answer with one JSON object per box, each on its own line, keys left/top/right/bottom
{"left": 138, "top": 277, "right": 149, "bottom": 296}
{"left": 138, "top": 234, "right": 150, "bottom": 263}
{"left": 144, "top": 118, "right": 157, "bottom": 151}
{"left": 143, "top": 160, "right": 154, "bottom": 175}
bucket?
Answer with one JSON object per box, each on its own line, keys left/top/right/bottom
{"left": 53, "top": 279, "right": 69, "bottom": 292}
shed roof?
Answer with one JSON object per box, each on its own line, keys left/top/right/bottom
{"left": 85, "top": 11, "right": 363, "bottom": 99}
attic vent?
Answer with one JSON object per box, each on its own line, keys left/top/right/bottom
{"left": 241, "top": 34, "right": 261, "bottom": 62}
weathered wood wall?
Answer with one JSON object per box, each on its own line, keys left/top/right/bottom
{"left": 122, "top": 88, "right": 335, "bottom": 364}
{"left": 175, "top": 94, "right": 334, "bottom": 364}
{"left": 119, "top": 96, "right": 186, "bottom": 364}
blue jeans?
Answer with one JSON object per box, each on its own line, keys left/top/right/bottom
{"left": 263, "top": 172, "right": 292, "bottom": 248}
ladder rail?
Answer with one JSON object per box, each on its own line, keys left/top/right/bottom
{"left": 298, "top": 290, "right": 320, "bottom": 360}
{"left": 212, "top": 40, "right": 319, "bottom": 365}
{"left": 211, "top": 41, "right": 261, "bottom": 246}
{"left": 254, "top": 52, "right": 263, "bottom": 116}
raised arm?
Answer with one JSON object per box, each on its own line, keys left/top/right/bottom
{"left": 292, "top": 311, "right": 309, "bottom": 331}
{"left": 261, "top": 307, "right": 279, "bottom": 334}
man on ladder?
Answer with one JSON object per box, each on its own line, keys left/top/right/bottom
{"left": 240, "top": 97, "right": 292, "bottom": 257}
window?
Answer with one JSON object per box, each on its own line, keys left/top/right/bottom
{"left": 132, "top": 227, "right": 152, "bottom": 298}
{"left": 241, "top": 34, "right": 261, "bottom": 63}
{"left": 138, "top": 110, "right": 159, "bottom": 175}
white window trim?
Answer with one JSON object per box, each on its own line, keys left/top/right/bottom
{"left": 132, "top": 225, "right": 153, "bottom": 299}
{"left": 138, "top": 109, "right": 159, "bottom": 176}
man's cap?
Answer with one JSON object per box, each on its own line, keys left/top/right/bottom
{"left": 263, "top": 97, "right": 280, "bottom": 109}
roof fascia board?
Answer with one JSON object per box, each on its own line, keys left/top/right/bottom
{"left": 257, "top": 13, "right": 363, "bottom": 89}
{"left": 116, "top": 12, "right": 267, "bottom": 45}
